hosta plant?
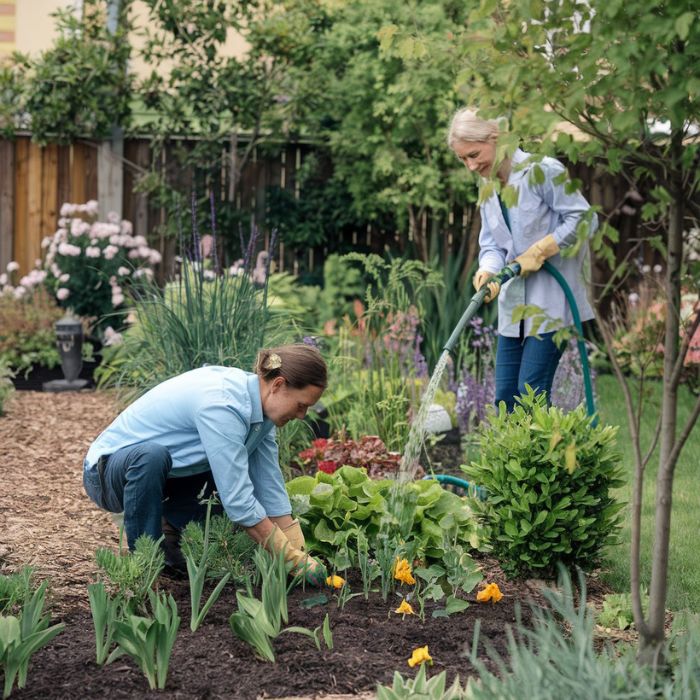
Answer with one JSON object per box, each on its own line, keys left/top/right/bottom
{"left": 286, "top": 465, "right": 482, "bottom": 566}
{"left": 462, "top": 388, "right": 624, "bottom": 578}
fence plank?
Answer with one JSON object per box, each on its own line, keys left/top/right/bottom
{"left": 0, "top": 140, "right": 14, "bottom": 270}
{"left": 24, "top": 141, "right": 43, "bottom": 273}
{"left": 41, "top": 143, "right": 58, "bottom": 247}
{"left": 13, "top": 137, "right": 28, "bottom": 273}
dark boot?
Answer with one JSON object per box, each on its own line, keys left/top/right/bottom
{"left": 161, "top": 517, "right": 187, "bottom": 578}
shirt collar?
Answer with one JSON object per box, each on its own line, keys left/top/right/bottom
{"left": 246, "top": 372, "right": 265, "bottom": 424}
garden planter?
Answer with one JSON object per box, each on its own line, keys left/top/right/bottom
{"left": 11, "top": 359, "right": 100, "bottom": 392}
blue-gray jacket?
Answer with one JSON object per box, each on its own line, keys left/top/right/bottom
{"left": 478, "top": 148, "right": 596, "bottom": 336}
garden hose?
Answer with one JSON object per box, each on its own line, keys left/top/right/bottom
{"left": 442, "top": 260, "right": 597, "bottom": 420}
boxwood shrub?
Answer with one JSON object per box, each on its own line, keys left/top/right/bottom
{"left": 462, "top": 388, "right": 624, "bottom": 578}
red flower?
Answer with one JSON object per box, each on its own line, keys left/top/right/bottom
{"left": 298, "top": 448, "right": 317, "bottom": 461}
{"left": 318, "top": 460, "right": 339, "bottom": 474}
{"left": 312, "top": 438, "right": 329, "bottom": 449}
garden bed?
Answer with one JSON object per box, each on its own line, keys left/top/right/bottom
{"left": 0, "top": 390, "right": 608, "bottom": 699}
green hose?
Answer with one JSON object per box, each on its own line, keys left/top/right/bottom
{"left": 443, "top": 260, "right": 596, "bottom": 420}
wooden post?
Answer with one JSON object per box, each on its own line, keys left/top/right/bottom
{"left": 0, "top": 140, "right": 14, "bottom": 270}
{"left": 98, "top": 131, "right": 124, "bottom": 219}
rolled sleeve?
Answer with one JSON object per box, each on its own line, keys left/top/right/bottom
{"left": 249, "top": 427, "right": 292, "bottom": 518}
{"left": 194, "top": 402, "right": 267, "bottom": 527}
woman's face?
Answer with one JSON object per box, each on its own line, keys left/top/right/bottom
{"left": 261, "top": 377, "right": 324, "bottom": 427}
{"left": 452, "top": 139, "right": 496, "bottom": 178}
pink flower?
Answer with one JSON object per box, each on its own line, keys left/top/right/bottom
{"left": 103, "top": 245, "right": 119, "bottom": 260}
{"left": 0, "top": 273, "right": 6, "bottom": 285}
{"left": 59, "top": 273, "right": 70, "bottom": 283}
{"left": 112, "top": 292, "right": 125, "bottom": 307}
{"left": 85, "top": 200, "right": 99, "bottom": 216}
{"left": 117, "top": 266, "right": 131, "bottom": 276}
{"left": 149, "top": 250, "right": 162, "bottom": 265}
{"left": 56, "top": 288, "right": 70, "bottom": 300}
{"left": 6, "top": 261, "right": 19, "bottom": 272}
{"left": 57, "top": 242, "right": 81, "bottom": 257}
{"left": 85, "top": 246, "right": 101, "bottom": 258}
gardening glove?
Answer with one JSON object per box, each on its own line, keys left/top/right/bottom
{"left": 266, "top": 526, "right": 327, "bottom": 586}
{"left": 473, "top": 268, "right": 500, "bottom": 303}
{"left": 281, "top": 518, "right": 306, "bottom": 551}
{"left": 513, "top": 234, "right": 560, "bottom": 277}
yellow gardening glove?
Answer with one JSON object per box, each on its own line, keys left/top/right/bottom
{"left": 266, "top": 526, "right": 327, "bottom": 586}
{"left": 514, "top": 234, "right": 560, "bottom": 277}
{"left": 473, "top": 268, "right": 500, "bottom": 303}
{"left": 281, "top": 518, "right": 306, "bottom": 551}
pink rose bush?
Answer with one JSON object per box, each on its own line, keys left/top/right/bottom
{"left": 38, "top": 201, "right": 161, "bottom": 330}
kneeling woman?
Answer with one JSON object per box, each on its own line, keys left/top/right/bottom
{"left": 83, "top": 343, "right": 327, "bottom": 584}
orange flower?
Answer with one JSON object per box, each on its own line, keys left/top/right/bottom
{"left": 394, "top": 599, "right": 415, "bottom": 616}
{"left": 326, "top": 575, "right": 346, "bottom": 589}
{"left": 394, "top": 557, "right": 416, "bottom": 585}
{"left": 476, "top": 582, "right": 503, "bottom": 603}
{"left": 407, "top": 645, "right": 432, "bottom": 668}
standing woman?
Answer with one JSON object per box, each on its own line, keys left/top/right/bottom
{"left": 447, "top": 108, "right": 596, "bottom": 412}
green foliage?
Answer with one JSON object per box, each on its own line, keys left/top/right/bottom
{"left": 0, "top": 288, "right": 63, "bottom": 375}
{"left": 182, "top": 499, "right": 233, "bottom": 632}
{"left": 322, "top": 254, "right": 440, "bottom": 450}
{"left": 0, "top": 568, "right": 34, "bottom": 616}
{"left": 87, "top": 581, "right": 125, "bottom": 666}
{"left": 265, "top": 272, "right": 322, "bottom": 333}
{"left": 462, "top": 389, "right": 624, "bottom": 578}
{"left": 597, "top": 590, "right": 648, "bottom": 632}
{"left": 96, "top": 259, "right": 293, "bottom": 401}
{"left": 110, "top": 590, "right": 180, "bottom": 691}
{"left": 377, "top": 662, "right": 466, "bottom": 700}
{"left": 461, "top": 569, "right": 700, "bottom": 699}
{"left": 94, "top": 535, "right": 164, "bottom": 613}
{"left": 0, "top": 0, "right": 132, "bottom": 143}
{"left": 0, "top": 361, "right": 14, "bottom": 417}
{"left": 285, "top": 0, "right": 478, "bottom": 260}
{"left": 0, "top": 580, "right": 65, "bottom": 699}
{"left": 286, "top": 466, "right": 481, "bottom": 567}
{"left": 317, "top": 254, "right": 365, "bottom": 325}
{"left": 229, "top": 548, "right": 324, "bottom": 662}
{"left": 180, "top": 515, "right": 256, "bottom": 587}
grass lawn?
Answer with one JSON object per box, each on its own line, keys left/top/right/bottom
{"left": 596, "top": 374, "right": 700, "bottom": 613}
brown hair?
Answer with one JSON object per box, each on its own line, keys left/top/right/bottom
{"left": 254, "top": 343, "right": 327, "bottom": 390}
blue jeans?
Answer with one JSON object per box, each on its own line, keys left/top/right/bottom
{"left": 495, "top": 329, "right": 564, "bottom": 413}
{"left": 83, "top": 442, "right": 219, "bottom": 550}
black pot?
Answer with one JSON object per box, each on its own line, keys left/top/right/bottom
{"left": 11, "top": 359, "right": 100, "bottom": 391}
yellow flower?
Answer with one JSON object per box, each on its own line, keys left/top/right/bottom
{"left": 393, "top": 557, "right": 416, "bottom": 585}
{"left": 476, "top": 582, "right": 503, "bottom": 603}
{"left": 394, "top": 599, "right": 415, "bottom": 616}
{"left": 407, "top": 645, "right": 433, "bottom": 668}
{"left": 326, "top": 575, "right": 346, "bottom": 589}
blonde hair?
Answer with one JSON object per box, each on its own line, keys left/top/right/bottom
{"left": 447, "top": 108, "right": 503, "bottom": 149}
{"left": 254, "top": 343, "right": 327, "bottom": 389}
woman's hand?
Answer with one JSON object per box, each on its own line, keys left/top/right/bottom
{"left": 473, "top": 269, "right": 500, "bottom": 303}
{"left": 514, "top": 234, "right": 560, "bottom": 276}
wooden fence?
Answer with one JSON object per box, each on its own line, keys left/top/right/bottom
{"left": 0, "top": 134, "right": 655, "bottom": 294}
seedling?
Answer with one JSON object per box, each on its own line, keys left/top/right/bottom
{"left": 87, "top": 581, "right": 125, "bottom": 665}
{"left": 110, "top": 590, "right": 180, "bottom": 690}
{"left": 0, "top": 581, "right": 64, "bottom": 699}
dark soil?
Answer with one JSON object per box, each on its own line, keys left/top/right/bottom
{"left": 0, "top": 391, "right": 599, "bottom": 700}
{"left": 12, "top": 569, "right": 527, "bottom": 700}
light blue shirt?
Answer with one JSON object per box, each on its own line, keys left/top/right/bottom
{"left": 84, "top": 366, "right": 291, "bottom": 527}
{"left": 478, "top": 149, "right": 596, "bottom": 336}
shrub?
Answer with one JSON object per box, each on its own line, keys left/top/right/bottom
{"left": 0, "top": 285, "right": 63, "bottom": 375}
{"left": 462, "top": 388, "right": 624, "bottom": 578}
{"left": 0, "top": 362, "right": 14, "bottom": 416}
{"left": 41, "top": 202, "right": 161, "bottom": 332}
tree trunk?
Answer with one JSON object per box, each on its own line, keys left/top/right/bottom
{"left": 637, "top": 149, "right": 684, "bottom": 664}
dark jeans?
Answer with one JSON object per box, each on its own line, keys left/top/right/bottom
{"left": 83, "top": 442, "right": 219, "bottom": 550}
{"left": 495, "top": 329, "right": 564, "bottom": 413}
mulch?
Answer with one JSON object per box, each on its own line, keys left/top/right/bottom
{"left": 0, "top": 390, "right": 616, "bottom": 699}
